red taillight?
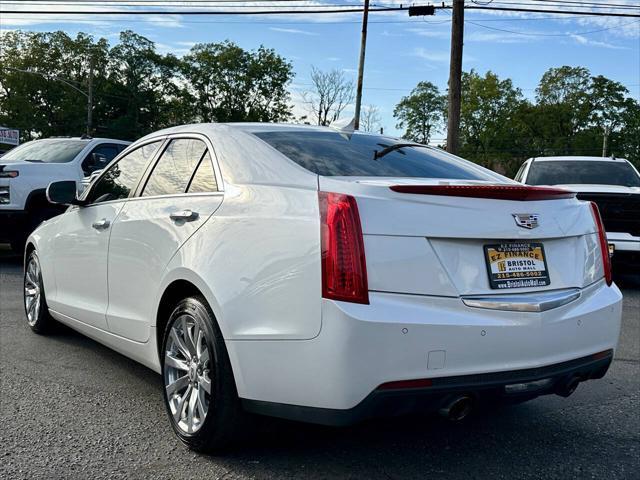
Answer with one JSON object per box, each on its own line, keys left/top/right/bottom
{"left": 590, "top": 202, "right": 613, "bottom": 287}
{"left": 389, "top": 184, "right": 575, "bottom": 201}
{"left": 319, "top": 191, "right": 369, "bottom": 304}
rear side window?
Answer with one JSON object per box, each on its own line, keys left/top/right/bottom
{"left": 526, "top": 161, "right": 640, "bottom": 187}
{"left": 187, "top": 151, "right": 218, "bottom": 193}
{"left": 253, "top": 131, "right": 500, "bottom": 180}
{"left": 86, "top": 141, "right": 162, "bottom": 204}
{"left": 142, "top": 139, "right": 207, "bottom": 197}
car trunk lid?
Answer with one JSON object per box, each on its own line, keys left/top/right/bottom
{"left": 319, "top": 177, "right": 601, "bottom": 296}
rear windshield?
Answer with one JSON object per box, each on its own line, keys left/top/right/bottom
{"left": 253, "top": 131, "right": 501, "bottom": 180}
{"left": 527, "top": 161, "right": 640, "bottom": 187}
{"left": 1, "top": 139, "right": 88, "bottom": 164}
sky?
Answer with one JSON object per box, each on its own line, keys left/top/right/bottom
{"left": 1, "top": 1, "right": 639, "bottom": 138}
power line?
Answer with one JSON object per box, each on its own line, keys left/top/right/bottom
{"left": 3, "top": 2, "right": 640, "bottom": 17}
{"left": 483, "top": 0, "right": 640, "bottom": 10}
{"left": 463, "top": 5, "right": 640, "bottom": 17}
{"left": 467, "top": 18, "right": 640, "bottom": 36}
{"left": 533, "top": 0, "right": 640, "bottom": 9}
{"left": 0, "top": 5, "right": 406, "bottom": 15}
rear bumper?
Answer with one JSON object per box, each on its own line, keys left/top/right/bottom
{"left": 227, "top": 279, "right": 622, "bottom": 418}
{"left": 242, "top": 350, "right": 613, "bottom": 426}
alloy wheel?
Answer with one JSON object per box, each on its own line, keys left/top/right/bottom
{"left": 164, "top": 314, "right": 212, "bottom": 434}
{"left": 24, "top": 255, "right": 42, "bottom": 326}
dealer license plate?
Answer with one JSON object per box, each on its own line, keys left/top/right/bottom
{"left": 484, "top": 242, "right": 550, "bottom": 290}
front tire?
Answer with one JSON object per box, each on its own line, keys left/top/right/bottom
{"left": 24, "top": 251, "right": 55, "bottom": 334}
{"left": 161, "top": 296, "right": 247, "bottom": 452}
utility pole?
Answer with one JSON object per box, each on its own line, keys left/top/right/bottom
{"left": 602, "top": 126, "right": 610, "bottom": 157}
{"left": 87, "top": 57, "right": 94, "bottom": 136}
{"left": 353, "top": 0, "right": 370, "bottom": 131}
{"left": 446, "top": 0, "right": 464, "bottom": 154}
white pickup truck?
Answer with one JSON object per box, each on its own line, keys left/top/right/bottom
{"left": 515, "top": 155, "right": 640, "bottom": 277}
{"left": 0, "top": 136, "right": 131, "bottom": 253}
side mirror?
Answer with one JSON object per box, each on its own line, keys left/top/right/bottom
{"left": 46, "top": 181, "right": 82, "bottom": 206}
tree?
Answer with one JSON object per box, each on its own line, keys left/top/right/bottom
{"left": 360, "top": 104, "right": 381, "bottom": 133}
{"left": 393, "top": 81, "right": 445, "bottom": 144}
{"left": 303, "top": 67, "right": 354, "bottom": 126}
{"left": 458, "top": 70, "right": 524, "bottom": 172}
{"left": 0, "top": 31, "right": 109, "bottom": 139}
{"left": 588, "top": 75, "right": 629, "bottom": 156}
{"left": 183, "top": 41, "right": 293, "bottom": 123}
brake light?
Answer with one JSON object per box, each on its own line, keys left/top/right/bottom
{"left": 319, "top": 192, "right": 369, "bottom": 304}
{"left": 0, "top": 170, "right": 19, "bottom": 178}
{"left": 389, "top": 184, "right": 575, "bottom": 201}
{"left": 590, "top": 202, "right": 613, "bottom": 286}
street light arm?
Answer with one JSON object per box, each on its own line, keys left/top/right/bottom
{"left": 0, "top": 66, "right": 89, "bottom": 98}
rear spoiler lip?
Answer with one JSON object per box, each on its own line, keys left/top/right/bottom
{"left": 389, "top": 185, "right": 576, "bottom": 201}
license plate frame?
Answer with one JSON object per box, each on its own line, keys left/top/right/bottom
{"left": 483, "top": 242, "right": 551, "bottom": 290}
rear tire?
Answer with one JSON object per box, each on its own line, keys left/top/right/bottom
{"left": 24, "top": 250, "right": 56, "bottom": 334}
{"left": 161, "top": 296, "right": 248, "bottom": 452}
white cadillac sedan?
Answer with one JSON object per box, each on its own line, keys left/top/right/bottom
{"left": 25, "top": 123, "right": 622, "bottom": 452}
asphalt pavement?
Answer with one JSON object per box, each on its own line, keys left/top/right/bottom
{"left": 1, "top": 245, "right": 638, "bottom": 480}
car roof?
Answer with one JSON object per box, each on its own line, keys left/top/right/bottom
{"left": 31, "top": 137, "right": 131, "bottom": 144}
{"left": 140, "top": 122, "right": 395, "bottom": 140}
{"left": 527, "top": 155, "right": 630, "bottom": 163}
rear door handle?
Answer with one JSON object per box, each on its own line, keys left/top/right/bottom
{"left": 92, "top": 218, "right": 110, "bottom": 230}
{"left": 170, "top": 209, "right": 199, "bottom": 222}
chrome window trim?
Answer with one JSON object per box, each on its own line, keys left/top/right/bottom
{"left": 135, "top": 132, "right": 225, "bottom": 199}
{"left": 461, "top": 288, "right": 581, "bottom": 313}
{"left": 80, "top": 137, "right": 168, "bottom": 204}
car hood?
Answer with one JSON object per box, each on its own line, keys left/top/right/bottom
{"left": 550, "top": 184, "right": 640, "bottom": 195}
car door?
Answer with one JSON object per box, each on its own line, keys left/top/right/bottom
{"left": 48, "top": 140, "right": 163, "bottom": 329}
{"left": 106, "top": 135, "right": 224, "bottom": 342}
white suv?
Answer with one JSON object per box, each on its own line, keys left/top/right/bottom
{"left": 0, "top": 137, "right": 130, "bottom": 252}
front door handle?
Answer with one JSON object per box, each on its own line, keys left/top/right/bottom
{"left": 170, "top": 209, "right": 199, "bottom": 222}
{"left": 92, "top": 218, "right": 110, "bottom": 230}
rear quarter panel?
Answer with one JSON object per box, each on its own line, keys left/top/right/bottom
{"left": 164, "top": 182, "right": 322, "bottom": 340}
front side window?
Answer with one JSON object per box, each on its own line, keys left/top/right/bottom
{"left": 1, "top": 139, "right": 88, "bottom": 164}
{"left": 82, "top": 144, "right": 122, "bottom": 175}
{"left": 142, "top": 139, "right": 208, "bottom": 197}
{"left": 86, "top": 141, "right": 162, "bottom": 204}
{"left": 526, "top": 161, "right": 640, "bottom": 187}
{"left": 253, "top": 131, "right": 503, "bottom": 181}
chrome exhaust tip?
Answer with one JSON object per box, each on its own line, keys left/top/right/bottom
{"left": 439, "top": 395, "right": 474, "bottom": 422}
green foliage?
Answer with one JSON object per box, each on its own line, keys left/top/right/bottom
{"left": 457, "top": 70, "right": 525, "bottom": 174}
{"left": 393, "top": 81, "right": 445, "bottom": 144}
{"left": 0, "top": 30, "right": 294, "bottom": 141}
{"left": 183, "top": 41, "right": 292, "bottom": 122}
{"left": 396, "top": 66, "right": 639, "bottom": 176}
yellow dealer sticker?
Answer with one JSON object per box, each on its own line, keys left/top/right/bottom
{"left": 484, "top": 242, "right": 550, "bottom": 289}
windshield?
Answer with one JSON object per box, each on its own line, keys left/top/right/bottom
{"left": 527, "top": 161, "right": 640, "bottom": 187}
{"left": 253, "top": 130, "right": 504, "bottom": 181}
{"left": 1, "top": 139, "right": 88, "bottom": 164}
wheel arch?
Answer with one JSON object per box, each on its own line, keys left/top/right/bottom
{"left": 155, "top": 276, "right": 245, "bottom": 397}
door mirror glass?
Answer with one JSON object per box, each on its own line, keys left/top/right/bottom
{"left": 47, "top": 180, "right": 80, "bottom": 206}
